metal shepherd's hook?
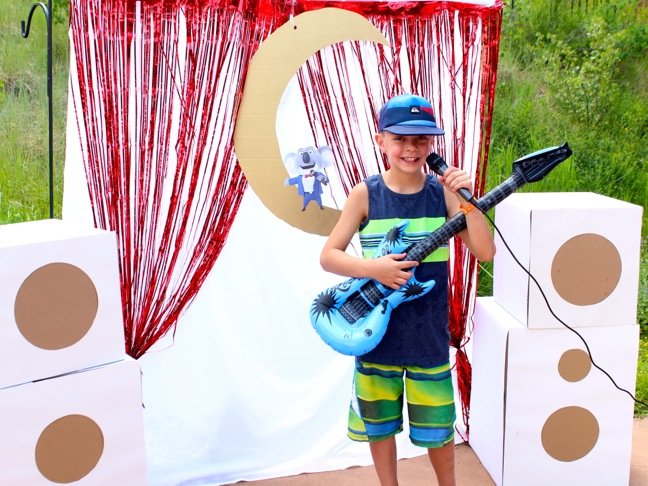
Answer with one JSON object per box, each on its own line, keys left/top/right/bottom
{"left": 21, "top": 1, "right": 54, "bottom": 219}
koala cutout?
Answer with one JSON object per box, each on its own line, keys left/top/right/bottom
{"left": 284, "top": 146, "right": 334, "bottom": 211}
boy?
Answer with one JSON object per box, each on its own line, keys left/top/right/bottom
{"left": 320, "top": 94, "right": 495, "bottom": 486}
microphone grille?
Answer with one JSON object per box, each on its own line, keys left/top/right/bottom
{"left": 426, "top": 153, "right": 447, "bottom": 175}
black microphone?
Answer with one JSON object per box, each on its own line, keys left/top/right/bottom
{"left": 426, "top": 152, "right": 478, "bottom": 204}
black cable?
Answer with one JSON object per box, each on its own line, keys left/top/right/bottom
{"left": 478, "top": 208, "right": 648, "bottom": 409}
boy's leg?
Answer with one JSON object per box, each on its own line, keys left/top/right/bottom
{"left": 427, "top": 442, "right": 456, "bottom": 486}
{"left": 404, "top": 363, "right": 456, "bottom": 485}
{"left": 369, "top": 436, "right": 398, "bottom": 486}
{"left": 347, "top": 361, "right": 406, "bottom": 485}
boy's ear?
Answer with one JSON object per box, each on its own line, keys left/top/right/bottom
{"left": 374, "top": 132, "right": 387, "bottom": 152}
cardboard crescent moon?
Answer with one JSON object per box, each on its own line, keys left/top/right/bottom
{"left": 234, "top": 8, "right": 389, "bottom": 236}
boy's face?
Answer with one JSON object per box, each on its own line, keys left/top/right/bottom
{"left": 375, "top": 131, "right": 434, "bottom": 173}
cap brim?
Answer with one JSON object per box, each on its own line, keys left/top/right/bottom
{"left": 383, "top": 125, "right": 445, "bottom": 136}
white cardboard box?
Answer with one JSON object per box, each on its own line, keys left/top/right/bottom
{"left": 492, "top": 192, "right": 642, "bottom": 329}
{"left": 0, "top": 357, "right": 147, "bottom": 485}
{"left": 0, "top": 219, "right": 126, "bottom": 388}
{"left": 470, "top": 297, "right": 638, "bottom": 486}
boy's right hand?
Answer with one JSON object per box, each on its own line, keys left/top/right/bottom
{"left": 370, "top": 253, "right": 419, "bottom": 290}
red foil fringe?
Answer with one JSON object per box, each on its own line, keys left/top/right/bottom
{"left": 69, "top": 0, "right": 292, "bottom": 358}
{"left": 69, "top": 0, "right": 502, "bottom": 437}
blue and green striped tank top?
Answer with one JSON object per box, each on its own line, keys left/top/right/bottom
{"left": 358, "top": 173, "right": 450, "bottom": 367}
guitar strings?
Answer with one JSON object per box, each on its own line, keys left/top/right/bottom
{"left": 478, "top": 208, "right": 648, "bottom": 409}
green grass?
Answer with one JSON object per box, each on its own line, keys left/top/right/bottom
{"left": 0, "top": 0, "right": 68, "bottom": 222}
{"left": 637, "top": 338, "right": 648, "bottom": 417}
{"left": 638, "top": 240, "right": 648, "bottom": 416}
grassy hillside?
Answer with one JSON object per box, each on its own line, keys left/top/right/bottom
{"left": 0, "top": 0, "right": 646, "bottom": 414}
{"left": 0, "top": 0, "right": 68, "bottom": 222}
{"left": 481, "top": 0, "right": 647, "bottom": 416}
{"left": 487, "top": 0, "right": 647, "bottom": 205}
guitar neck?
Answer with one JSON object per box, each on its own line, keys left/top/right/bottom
{"left": 405, "top": 170, "right": 526, "bottom": 263}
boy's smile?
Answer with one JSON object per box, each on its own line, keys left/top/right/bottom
{"left": 375, "top": 132, "right": 433, "bottom": 173}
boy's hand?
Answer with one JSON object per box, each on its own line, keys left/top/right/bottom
{"left": 370, "top": 253, "right": 419, "bottom": 289}
{"left": 439, "top": 166, "right": 474, "bottom": 201}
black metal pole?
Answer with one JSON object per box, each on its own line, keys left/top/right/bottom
{"left": 21, "top": 1, "right": 54, "bottom": 219}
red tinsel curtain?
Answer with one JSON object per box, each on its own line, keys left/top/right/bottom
{"left": 293, "top": 0, "right": 503, "bottom": 438}
{"left": 68, "top": 0, "right": 290, "bottom": 358}
{"left": 67, "top": 0, "right": 502, "bottom": 434}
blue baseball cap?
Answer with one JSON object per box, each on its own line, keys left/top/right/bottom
{"left": 378, "top": 94, "right": 445, "bottom": 136}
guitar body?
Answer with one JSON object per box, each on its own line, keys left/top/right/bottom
{"left": 310, "top": 221, "right": 436, "bottom": 356}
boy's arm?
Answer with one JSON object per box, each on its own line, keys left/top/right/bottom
{"left": 320, "top": 182, "right": 419, "bottom": 290}
{"left": 440, "top": 166, "right": 496, "bottom": 262}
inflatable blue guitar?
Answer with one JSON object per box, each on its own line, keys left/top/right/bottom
{"left": 310, "top": 143, "right": 573, "bottom": 356}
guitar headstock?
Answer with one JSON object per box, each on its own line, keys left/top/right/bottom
{"left": 513, "top": 143, "right": 573, "bottom": 183}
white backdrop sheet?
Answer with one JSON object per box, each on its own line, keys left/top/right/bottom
{"left": 62, "top": 104, "right": 470, "bottom": 486}
{"left": 135, "top": 190, "right": 435, "bottom": 485}
{"left": 62, "top": 185, "right": 451, "bottom": 484}
{"left": 62, "top": 60, "right": 466, "bottom": 486}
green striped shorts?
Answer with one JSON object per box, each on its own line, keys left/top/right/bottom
{"left": 348, "top": 360, "right": 456, "bottom": 448}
